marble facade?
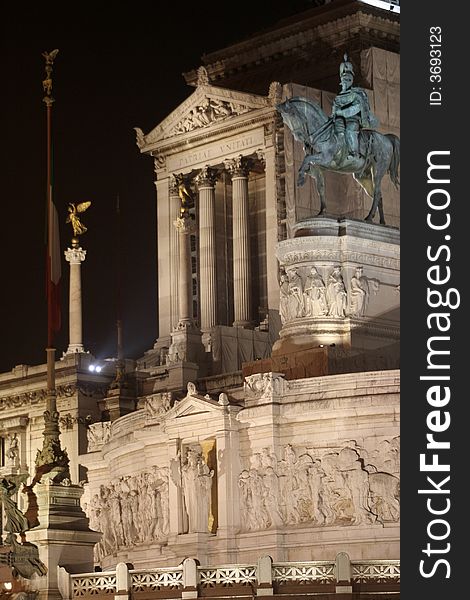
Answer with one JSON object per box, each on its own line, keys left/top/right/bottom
{"left": 81, "top": 370, "right": 399, "bottom": 568}
{"left": 0, "top": 4, "right": 401, "bottom": 596}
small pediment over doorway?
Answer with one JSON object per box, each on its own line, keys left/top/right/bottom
{"left": 166, "top": 382, "right": 228, "bottom": 421}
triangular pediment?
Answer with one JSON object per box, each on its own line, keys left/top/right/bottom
{"left": 136, "top": 84, "right": 272, "bottom": 149}
{"left": 164, "top": 390, "right": 224, "bottom": 421}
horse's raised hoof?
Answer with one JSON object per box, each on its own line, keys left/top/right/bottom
{"left": 317, "top": 208, "right": 326, "bottom": 216}
{"left": 365, "top": 215, "right": 374, "bottom": 223}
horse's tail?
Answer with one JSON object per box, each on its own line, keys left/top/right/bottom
{"left": 386, "top": 134, "right": 400, "bottom": 188}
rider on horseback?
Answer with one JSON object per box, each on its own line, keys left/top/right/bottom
{"left": 331, "top": 54, "right": 378, "bottom": 159}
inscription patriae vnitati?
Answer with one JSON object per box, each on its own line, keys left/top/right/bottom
{"left": 167, "top": 130, "right": 264, "bottom": 171}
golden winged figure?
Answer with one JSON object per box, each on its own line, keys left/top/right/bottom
{"left": 42, "top": 49, "right": 59, "bottom": 65}
{"left": 66, "top": 201, "right": 91, "bottom": 237}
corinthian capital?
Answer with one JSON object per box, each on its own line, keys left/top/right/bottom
{"left": 64, "top": 247, "right": 86, "bottom": 264}
{"left": 195, "top": 165, "right": 218, "bottom": 189}
{"left": 224, "top": 154, "right": 251, "bottom": 178}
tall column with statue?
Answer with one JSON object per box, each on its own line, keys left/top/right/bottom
{"left": 64, "top": 202, "right": 90, "bottom": 355}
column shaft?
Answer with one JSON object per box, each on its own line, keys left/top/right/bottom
{"left": 196, "top": 167, "right": 218, "bottom": 332}
{"left": 169, "top": 179, "right": 181, "bottom": 330}
{"left": 178, "top": 223, "right": 193, "bottom": 323}
{"left": 231, "top": 171, "right": 251, "bottom": 327}
{"left": 69, "top": 262, "right": 83, "bottom": 347}
{"left": 64, "top": 245, "right": 86, "bottom": 354}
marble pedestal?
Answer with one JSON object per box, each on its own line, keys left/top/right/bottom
{"left": 98, "top": 387, "right": 135, "bottom": 421}
{"left": 166, "top": 323, "right": 206, "bottom": 390}
{"left": 27, "top": 482, "right": 101, "bottom": 600}
{"left": 273, "top": 217, "right": 400, "bottom": 375}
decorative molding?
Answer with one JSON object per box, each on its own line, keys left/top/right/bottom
{"left": 224, "top": 154, "right": 251, "bottom": 178}
{"left": 244, "top": 372, "right": 287, "bottom": 398}
{"left": 195, "top": 165, "right": 218, "bottom": 189}
{"left": 64, "top": 247, "right": 86, "bottom": 264}
{"left": 87, "top": 421, "right": 111, "bottom": 452}
{"left": 0, "top": 383, "right": 107, "bottom": 411}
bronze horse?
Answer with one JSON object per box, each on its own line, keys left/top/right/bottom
{"left": 277, "top": 97, "right": 400, "bottom": 224}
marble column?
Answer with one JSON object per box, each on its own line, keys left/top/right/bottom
{"left": 175, "top": 214, "right": 196, "bottom": 326}
{"left": 225, "top": 155, "right": 252, "bottom": 327}
{"left": 169, "top": 174, "right": 182, "bottom": 330}
{"left": 64, "top": 239, "right": 86, "bottom": 354}
{"left": 195, "top": 166, "right": 218, "bottom": 349}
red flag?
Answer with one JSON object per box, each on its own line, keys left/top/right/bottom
{"left": 47, "top": 183, "right": 61, "bottom": 345}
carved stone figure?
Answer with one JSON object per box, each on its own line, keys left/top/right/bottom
{"left": 279, "top": 271, "right": 290, "bottom": 324}
{"left": 86, "top": 467, "right": 170, "bottom": 559}
{"left": 87, "top": 422, "right": 111, "bottom": 452}
{"left": 326, "top": 267, "right": 347, "bottom": 318}
{"left": 181, "top": 448, "right": 214, "bottom": 533}
{"left": 196, "top": 66, "right": 210, "bottom": 86}
{"left": 304, "top": 267, "right": 328, "bottom": 317}
{"left": 145, "top": 393, "right": 172, "bottom": 417}
{"left": 368, "top": 472, "right": 400, "bottom": 523}
{"left": 6, "top": 432, "right": 20, "bottom": 468}
{"left": 170, "top": 98, "right": 250, "bottom": 136}
{"left": 238, "top": 441, "right": 400, "bottom": 532}
{"left": 287, "top": 268, "right": 304, "bottom": 319}
{"left": 349, "top": 266, "right": 369, "bottom": 317}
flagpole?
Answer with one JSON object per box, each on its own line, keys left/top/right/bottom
{"left": 44, "top": 50, "right": 56, "bottom": 391}
{"left": 34, "top": 49, "right": 70, "bottom": 482}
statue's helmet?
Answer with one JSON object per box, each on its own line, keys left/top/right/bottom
{"left": 339, "top": 53, "right": 355, "bottom": 78}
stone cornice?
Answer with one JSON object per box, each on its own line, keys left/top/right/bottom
{"left": 184, "top": 6, "right": 399, "bottom": 85}
{"left": 0, "top": 382, "right": 108, "bottom": 412}
{"left": 148, "top": 109, "right": 276, "bottom": 160}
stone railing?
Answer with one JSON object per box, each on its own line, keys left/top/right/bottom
{"left": 57, "top": 554, "right": 400, "bottom": 599}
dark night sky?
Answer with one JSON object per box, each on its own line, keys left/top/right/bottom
{"left": 1, "top": 1, "right": 316, "bottom": 374}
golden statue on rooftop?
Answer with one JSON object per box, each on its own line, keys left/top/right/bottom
{"left": 66, "top": 201, "right": 91, "bottom": 237}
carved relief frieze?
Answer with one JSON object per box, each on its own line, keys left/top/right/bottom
{"left": 238, "top": 440, "right": 400, "bottom": 532}
{"left": 278, "top": 264, "right": 382, "bottom": 324}
{"left": 0, "top": 383, "right": 106, "bottom": 411}
{"left": 85, "top": 466, "right": 169, "bottom": 561}
{"left": 244, "top": 372, "right": 288, "bottom": 398}
{"left": 138, "top": 392, "right": 173, "bottom": 418}
{"left": 87, "top": 422, "right": 112, "bottom": 452}
{"left": 169, "top": 98, "right": 251, "bottom": 137}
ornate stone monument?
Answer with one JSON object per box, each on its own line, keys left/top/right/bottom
{"left": 273, "top": 54, "right": 400, "bottom": 377}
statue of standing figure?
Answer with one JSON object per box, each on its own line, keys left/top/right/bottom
{"left": 181, "top": 448, "right": 214, "bottom": 533}
{"left": 304, "top": 267, "right": 328, "bottom": 317}
{"left": 349, "top": 266, "right": 369, "bottom": 317}
{"left": 286, "top": 268, "right": 304, "bottom": 319}
{"left": 327, "top": 267, "right": 348, "bottom": 318}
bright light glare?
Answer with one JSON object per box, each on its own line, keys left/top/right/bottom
{"left": 3, "top": 582, "right": 13, "bottom": 591}
{"left": 88, "top": 365, "right": 95, "bottom": 372}
{"left": 95, "top": 366, "right": 102, "bottom": 373}
{"left": 358, "top": 0, "right": 400, "bottom": 13}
